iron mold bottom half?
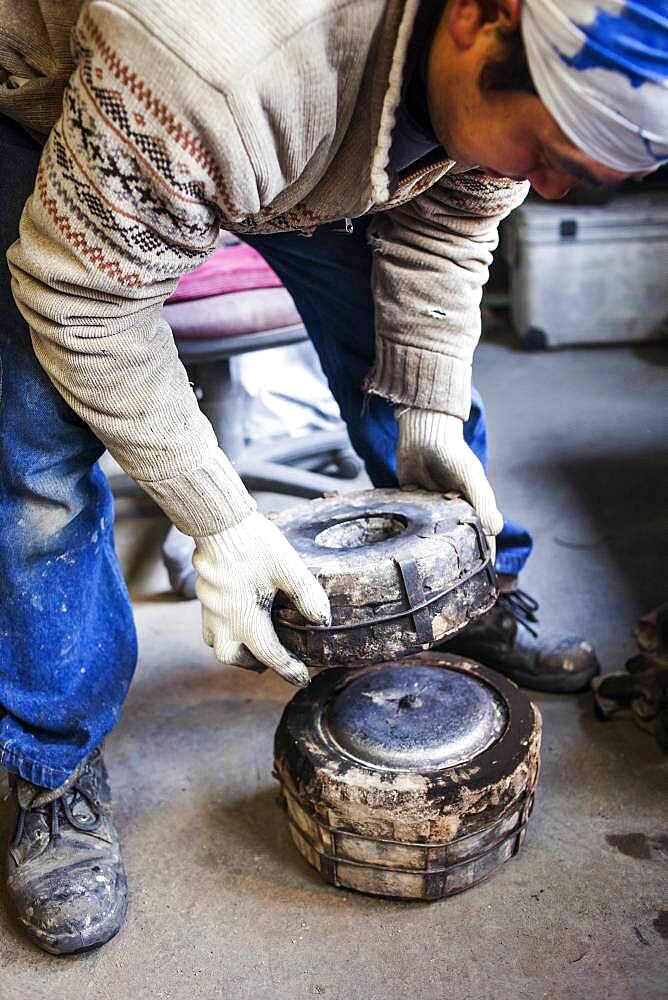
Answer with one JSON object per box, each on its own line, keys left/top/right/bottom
{"left": 273, "top": 652, "right": 542, "bottom": 901}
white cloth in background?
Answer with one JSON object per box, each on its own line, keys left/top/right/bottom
{"left": 522, "top": 0, "right": 668, "bottom": 172}
{"left": 233, "top": 341, "right": 341, "bottom": 444}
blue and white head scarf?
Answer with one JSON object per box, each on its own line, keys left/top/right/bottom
{"left": 521, "top": 1, "right": 668, "bottom": 172}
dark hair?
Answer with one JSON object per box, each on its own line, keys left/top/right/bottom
{"left": 479, "top": 26, "right": 537, "bottom": 95}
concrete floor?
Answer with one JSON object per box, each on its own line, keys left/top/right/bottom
{"left": 1, "top": 338, "right": 667, "bottom": 1000}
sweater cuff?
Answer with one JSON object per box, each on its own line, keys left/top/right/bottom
{"left": 137, "top": 448, "right": 256, "bottom": 536}
{"left": 396, "top": 406, "right": 463, "bottom": 448}
{"left": 363, "top": 337, "right": 472, "bottom": 420}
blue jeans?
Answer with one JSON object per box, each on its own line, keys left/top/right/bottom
{"left": 0, "top": 116, "right": 531, "bottom": 789}
{"left": 0, "top": 118, "right": 137, "bottom": 789}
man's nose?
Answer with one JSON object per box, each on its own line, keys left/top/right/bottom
{"left": 527, "top": 169, "right": 575, "bottom": 200}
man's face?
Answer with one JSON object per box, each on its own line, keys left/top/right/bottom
{"left": 426, "top": 0, "right": 643, "bottom": 199}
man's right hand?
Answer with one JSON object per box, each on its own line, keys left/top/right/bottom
{"left": 193, "top": 512, "right": 331, "bottom": 687}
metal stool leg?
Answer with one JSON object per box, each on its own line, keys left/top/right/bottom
{"left": 161, "top": 358, "right": 247, "bottom": 598}
{"left": 195, "top": 359, "right": 245, "bottom": 460}
{"left": 162, "top": 523, "right": 198, "bottom": 599}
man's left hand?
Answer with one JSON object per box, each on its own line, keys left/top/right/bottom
{"left": 396, "top": 407, "right": 503, "bottom": 557}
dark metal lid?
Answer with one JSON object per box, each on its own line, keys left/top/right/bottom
{"left": 323, "top": 665, "right": 508, "bottom": 772}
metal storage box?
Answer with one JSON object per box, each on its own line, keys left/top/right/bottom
{"left": 503, "top": 192, "right": 668, "bottom": 349}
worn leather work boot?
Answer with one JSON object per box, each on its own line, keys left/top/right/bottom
{"left": 5, "top": 748, "right": 128, "bottom": 955}
{"left": 443, "top": 577, "right": 600, "bottom": 693}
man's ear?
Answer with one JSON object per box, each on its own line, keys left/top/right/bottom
{"left": 498, "top": 0, "right": 521, "bottom": 31}
{"left": 447, "top": 0, "right": 487, "bottom": 50}
{"left": 447, "top": 0, "right": 521, "bottom": 50}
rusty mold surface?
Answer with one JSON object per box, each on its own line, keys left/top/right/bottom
{"left": 272, "top": 489, "right": 497, "bottom": 668}
{"left": 274, "top": 653, "right": 542, "bottom": 901}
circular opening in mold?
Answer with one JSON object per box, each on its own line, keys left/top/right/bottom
{"left": 314, "top": 514, "right": 406, "bottom": 550}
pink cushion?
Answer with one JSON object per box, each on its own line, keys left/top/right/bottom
{"left": 164, "top": 287, "right": 302, "bottom": 340}
{"left": 167, "top": 244, "right": 281, "bottom": 303}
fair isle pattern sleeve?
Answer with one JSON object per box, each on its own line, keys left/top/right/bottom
{"left": 365, "top": 171, "right": 530, "bottom": 420}
{"left": 6, "top": 3, "right": 256, "bottom": 537}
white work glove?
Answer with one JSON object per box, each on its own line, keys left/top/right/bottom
{"left": 193, "top": 512, "right": 331, "bottom": 687}
{"left": 396, "top": 408, "right": 503, "bottom": 556}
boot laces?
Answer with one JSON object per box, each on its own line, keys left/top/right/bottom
{"left": 11, "top": 780, "right": 102, "bottom": 851}
{"left": 498, "top": 588, "right": 540, "bottom": 638}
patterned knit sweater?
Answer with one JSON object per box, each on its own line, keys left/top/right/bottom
{"left": 2, "top": 0, "right": 528, "bottom": 537}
